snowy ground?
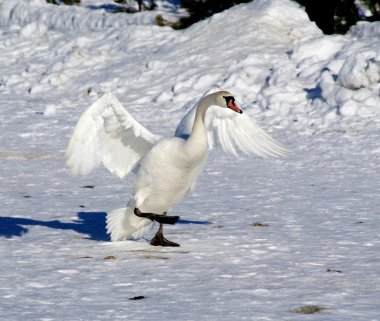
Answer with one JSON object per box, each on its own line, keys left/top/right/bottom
{"left": 0, "top": 0, "right": 379, "bottom": 320}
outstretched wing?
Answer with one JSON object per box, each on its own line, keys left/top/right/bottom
{"left": 66, "top": 93, "right": 162, "bottom": 178}
{"left": 175, "top": 105, "right": 290, "bottom": 157}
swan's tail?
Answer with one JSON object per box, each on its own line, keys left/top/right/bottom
{"left": 106, "top": 206, "right": 153, "bottom": 242}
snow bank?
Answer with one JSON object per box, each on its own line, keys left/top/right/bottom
{"left": 287, "top": 31, "right": 380, "bottom": 129}
{"left": 187, "top": 0, "right": 321, "bottom": 45}
{"left": 0, "top": 0, "right": 380, "bottom": 134}
{"left": 337, "top": 52, "right": 380, "bottom": 90}
{"left": 349, "top": 20, "right": 380, "bottom": 38}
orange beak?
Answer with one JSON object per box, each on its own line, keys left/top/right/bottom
{"left": 227, "top": 100, "right": 243, "bottom": 114}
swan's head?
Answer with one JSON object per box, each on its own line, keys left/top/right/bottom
{"left": 213, "top": 91, "right": 243, "bottom": 114}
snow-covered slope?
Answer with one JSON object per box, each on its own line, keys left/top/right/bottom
{"left": 0, "top": 0, "right": 379, "bottom": 320}
{"left": 1, "top": 0, "right": 379, "bottom": 135}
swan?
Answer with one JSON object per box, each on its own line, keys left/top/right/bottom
{"left": 66, "top": 91, "right": 290, "bottom": 246}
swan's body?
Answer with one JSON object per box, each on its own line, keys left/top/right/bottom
{"left": 66, "top": 91, "right": 289, "bottom": 246}
{"left": 135, "top": 138, "right": 208, "bottom": 213}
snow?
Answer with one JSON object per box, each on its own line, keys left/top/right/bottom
{"left": 0, "top": 0, "right": 379, "bottom": 320}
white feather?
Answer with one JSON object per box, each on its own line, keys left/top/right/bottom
{"left": 175, "top": 104, "right": 291, "bottom": 158}
{"left": 106, "top": 204, "right": 154, "bottom": 242}
{"left": 65, "top": 93, "right": 162, "bottom": 178}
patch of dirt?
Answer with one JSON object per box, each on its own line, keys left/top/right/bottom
{"left": 251, "top": 222, "right": 269, "bottom": 227}
{"left": 104, "top": 255, "right": 117, "bottom": 260}
{"left": 129, "top": 296, "right": 146, "bottom": 300}
{"left": 326, "top": 268, "right": 342, "bottom": 273}
{"left": 290, "top": 305, "right": 328, "bottom": 314}
{"left": 143, "top": 255, "right": 169, "bottom": 260}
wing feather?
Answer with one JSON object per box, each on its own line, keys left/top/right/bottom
{"left": 66, "top": 93, "right": 162, "bottom": 178}
{"left": 175, "top": 105, "right": 290, "bottom": 158}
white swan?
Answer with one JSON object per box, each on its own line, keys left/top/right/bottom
{"left": 66, "top": 91, "right": 289, "bottom": 246}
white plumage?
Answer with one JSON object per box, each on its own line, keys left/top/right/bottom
{"left": 175, "top": 104, "right": 290, "bottom": 157}
{"left": 66, "top": 93, "right": 161, "bottom": 179}
{"left": 66, "top": 91, "right": 290, "bottom": 246}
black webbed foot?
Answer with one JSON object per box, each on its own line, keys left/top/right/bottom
{"left": 134, "top": 208, "right": 180, "bottom": 225}
{"left": 150, "top": 234, "right": 180, "bottom": 247}
{"left": 150, "top": 223, "right": 180, "bottom": 247}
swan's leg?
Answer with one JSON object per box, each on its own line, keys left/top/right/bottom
{"left": 150, "top": 223, "right": 180, "bottom": 247}
{"left": 134, "top": 208, "right": 180, "bottom": 225}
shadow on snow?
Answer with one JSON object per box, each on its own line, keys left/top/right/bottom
{"left": 177, "top": 219, "right": 212, "bottom": 225}
{"left": 0, "top": 212, "right": 109, "bottom": 241}
{"left": 0, "top": 212, "right": 212, "bottom": 241}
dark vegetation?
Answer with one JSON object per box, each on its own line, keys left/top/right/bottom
{"left": 46, "top": 0, "right": 380, "bottom": 34}
{"left": 296, "top": 0, "right": 380, "bottom": 34}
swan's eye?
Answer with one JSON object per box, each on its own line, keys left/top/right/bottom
{"left": 223, "top": 96, "right": 235, "bottom": 107}
{"left": 223, "top": 95, "right": 243, "bottom": 114}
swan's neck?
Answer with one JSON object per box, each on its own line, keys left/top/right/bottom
{"left": 185, "top": 95, "right": 212, "bottom": 155}
{"left": 193, "top": 96, "right": 211, "bottom": 134}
